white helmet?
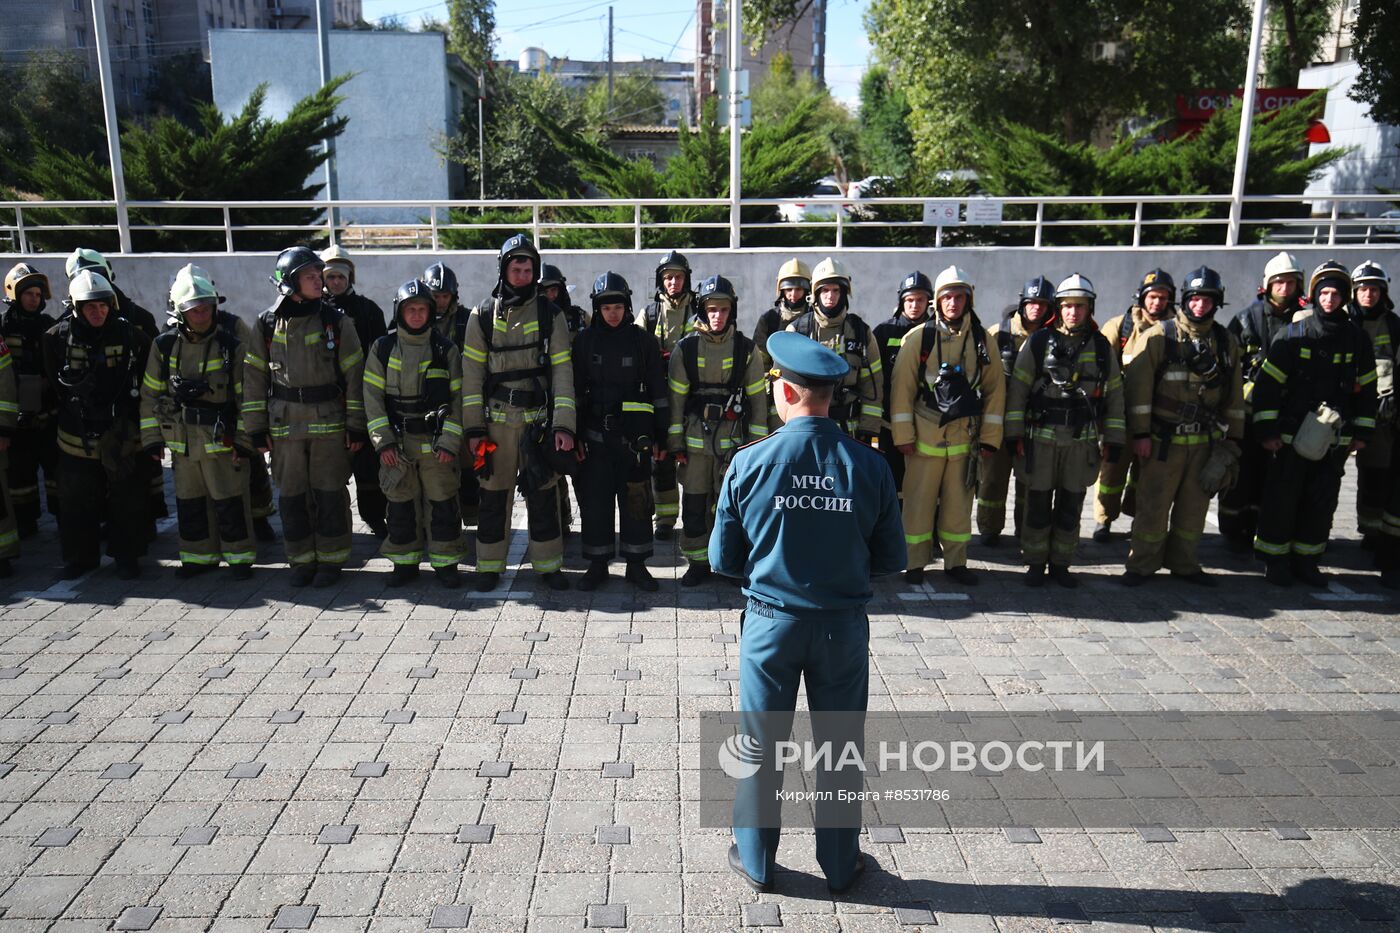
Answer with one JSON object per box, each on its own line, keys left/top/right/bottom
{"left": 170, "top": 265, "right": 222, "bottom": 316}
{"left": 68, "top": 269, "right": 116, "bottom": 308}
{"left": 66, "top": 247, "right": 114, "bottom": 283}
{"left": 1351, "top": 260, "right": 1389, "bottom": 289}
{"left": 1261, "top": 251, "right": 1302, "bottom": 290}
{"left": 933, "top": 265, "right": 973, "bottom": 302}
{"left": 1054, "top": 273, "right": 1096, "bottom": 302}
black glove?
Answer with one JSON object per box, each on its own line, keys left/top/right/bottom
{"left": 348, "top": 429, "right": 369, "bottom": 446}
{"left": 1106, "top": 443, "right": 1123, "bottom": 464}
{"left": 144, "top": 443, "right": 164, "bottom": 460}
{"left": 979, "top": 443, "right": 997, "bottom": 455}
{"left": 250, "top": 431, "right": 270, "bottom": 450}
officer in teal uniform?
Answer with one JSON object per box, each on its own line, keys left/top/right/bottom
{"left": 711, "top": 331, "right": 906, "bottom": 895}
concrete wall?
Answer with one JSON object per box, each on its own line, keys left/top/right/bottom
{"left": 1300, "top": 60, "right": 1400, "bottom": 216}
{"left": 7, "top": 246, "right": 1399, "bottom": 332}
{"left": 210, "top": 29, "right": 451, "bottom": 225}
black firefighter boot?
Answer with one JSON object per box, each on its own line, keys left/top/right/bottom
{"left": 625, "top": 559, "right": 658, "bottom": 592}
{"left": 1292, "top": 555, "right": 1328, "bottom": 589}
{"left": 577, "top": 559, "right": 610, "bottom": 592}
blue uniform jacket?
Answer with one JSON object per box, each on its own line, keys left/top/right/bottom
{"left": 709, "top": 415, "right": 905, "bottom": 619}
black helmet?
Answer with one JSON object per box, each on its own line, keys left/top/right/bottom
{"left": 589, "top": 271, "right": 633, "bottom": 315}
{"left": 539, "top": 263, "right": 567, "bottom": 289}
{"left": 1180, "top": 266, "right": 1225, "bottom": 318}
{"left": 393, "top": 279, "right": 437, "bottom": 328}
{"left": 898, "top": 271, "right": 934, "bottom": 301}
{"left": 696, "top": 274, "right": 737, "bottom": 329}
{"left": 1137, "top": 268, "right": 1176, "bottom": 305}
{"left": 423, "top": 262, "right": 458, "bottom": 300}
{"left": 1019, "top": 275, "right": 1055, "bottom": 307}
{"left": 271, "top": 246, "right": 323, "bottom": 296}
{"left": 497, "top": 233, "right": 540, "bottom": 282}
{"left": 654, "top": 250, "right": 692, "bottom": 292}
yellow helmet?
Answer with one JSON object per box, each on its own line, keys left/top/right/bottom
{"left": 319, "top": 244, "right": 355, "bottom": 284}
{"left": 5, "top": 263, "right": 51, "bottom": 303}
{"left": 774, "top": 258, "right": 812, "bottom": 296}
{"left": 1261, "top": 251, "right": 1302, "bottom": 291}
{"left": 810, "top": 257, "right": 852, "bottom": 297}
{"left": 933, "top": 265, "right": 974, "bottom": 302}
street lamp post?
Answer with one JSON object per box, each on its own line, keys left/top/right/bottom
{"left": 90, "top": 0, "right": 132, "bottom": 253}
{"left": 1227, "top": 0, "right": 1268, "bottom": 247}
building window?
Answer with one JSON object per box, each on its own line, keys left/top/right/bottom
{"left": 72, "top": 0, "right": 81, "bottom": 11}
{"left": 143, "top": 0, "right": 153, "bottom": 24}
{"left": 74, "top": 27, "right": 87, "bottom": 47}
{"left": 125, "top": 9, "right": 135, "bottom": 27}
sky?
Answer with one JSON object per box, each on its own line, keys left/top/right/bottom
{"left": 359, "top": 0, "right": 872, "bottom": 108}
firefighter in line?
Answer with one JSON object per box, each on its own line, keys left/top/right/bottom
{"left": 461, "top": 234, "right": 577, "bottom": 592}
{"left": 1092, "top": 268, "right": 1176, "bottom": 542}
{"left": 1119, "top": 267, "right": 1244, "bottom": 586}
{"left": 643, "top": 251, "right": 696, "bottom": 539}
{"left": 243, "top": 247, "right": 368, "bottom": 588}
{"left": 978, "top": 275, "right": 1055, "bottom": 545}
{"left": 786, "top": 258, "right": 882, "bottom": 440}
{"left": 1220, "top": 251, "right": 1307, "bottom": 551}
{"left": 1347, "top": 261, "right": 1398, "bottom": 554}
{"left": 573, "top": 272, "right": 668, "bottom": 592}
{"left": 873, "top": 272, "right": 933, "bottom": 496}
{"left": 668, "top": 275, "right": 768, "bottom": 586}
{"left": 539, "top": 263, "right": 589, "bottom": 538}
{"left": 1251, "top": 261, "right": 1378, "bottom": 586}
{"left": 140, "top": 267, "right": 256, "bottom": 579}
{"left": 43, "top": 270, "right": 152, "bottom": 579}
{"left": 1004, "top": 274, "right": 1124, "bottom": 587}
{"left": 2, "top": 264, "right": 60, "bottom": 538}
{"left": 425, "top": 261, "right": 480, "bottom": 527}
{"left": 321, "top": 245, "right": 389, "bottom": 538}
{"left": 753, "top": 259, "right": 812, "bottom": 433}
{"left": 889, "top": 266, "right": 1005, "bottom": 586}
{"left": 364, "top": 279, "right": 467, "bottom": 588}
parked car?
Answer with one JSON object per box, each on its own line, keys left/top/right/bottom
{"left": 778, "top": 177, "right": 852, "bottom": 223}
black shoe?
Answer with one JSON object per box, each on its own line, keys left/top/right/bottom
{"left": 654, "top": 525, "right": 674, "bottom": 542}
{"left": 312, "top": 565, "right": 342, "bottom": 588}
{"left": 626, "top": 560, "right": 659, "bottom": 592}
{"left": 727, "top": 844, "right": 773, "bottom": 893}
{"left": 1024, "top": 563, "right": 1046, "bottom": 587}
{"left": 59, "top": 561, "right": 96, "bottom": 581}
{"left": 904, "top": 567, "right": 925, "bottom": 586}
{"left": 475, "top": 571, "right": 500, "bottom": 592}
{"left": 17, "top": 520, "right": 38, "bottom": 540}
{"left": 388, "top": 563, "right": 419, "bottom": 588}
{"left": 229, "top": 563, "right": 253, "bottom": 581}
{"left": 175, "top": 563, "right": 209, "bottom": 579}
{"left": 1293, "top": 558, "right": 1327, "bottom": 588}
{"left": 1224, "top": 534, "right": 1252, "bottom": 555}
{"left": 944, "top": 566, "right": 978, "bottom": 586}
{"left": 1171, "top": 569, "right": 1217, "bottom": 587}
{"left": 981, "top": 532, "right": 1002, "bottom": 548}
{"left": 1119, "top": 571, "right": 1150, "bottom": 587}
{"left": 115, "top": 558, "right": 141, "bottom": 581}
{"left": 1048, "top": 563, "right": 1077, "bottom": 589}
{"left": 0, "top": 558, "right": 11, "bottom": 578}
{"left": 828, "top": 851, "right": 867, "bottom": 896}
{"left": 253, "top": 516, "right": 277, "bottom": 542}
{"left": 434, "top": 565, "right": 461, "bottom": 589}
{"left": 290, "top": 563, "right": 318, "bottom": 587}
{"left": 542, "top": 571, "right": 569, "bottom": 591}
{"left": 578, "top": 560, "right": 609, "bottom": 592}
{"left": 367, "top": 519, "right": 389, "bottom": 539}
{"left": 1092, "top": 522, "right": 1112, "bottom": 543}
{"left": 1264, "top": 559, "right": 1293, "bottom": 588}
{"left": 680, "top": 562, "right": 711, "bottom": 587}
{"left": 460, "top": 505, "right": 479, "bottom": 527}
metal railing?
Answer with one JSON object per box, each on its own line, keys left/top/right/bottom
{"left": 2, "top": 193, "right": 1397, "bottom": 254}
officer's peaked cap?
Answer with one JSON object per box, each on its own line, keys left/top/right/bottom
{"left": 767, "top": 331, "right": 849, "bottom": 387}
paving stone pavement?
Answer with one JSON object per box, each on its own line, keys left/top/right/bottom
{"left": 0, "top": 473, "right": 1396, "bottom": 931}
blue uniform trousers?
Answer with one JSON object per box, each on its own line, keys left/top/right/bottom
{"left": 734, "top": 605, "right": 869, "bottom": 888}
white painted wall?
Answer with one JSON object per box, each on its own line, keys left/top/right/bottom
{"left": 8, "top": 247, "right": 1399, "bottom": 333}
{"left": 210, "top": 29, "right": 451, "bottom": 225}
{"left": 1300, "top": 60, "right": 1400, "bottom": 216}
